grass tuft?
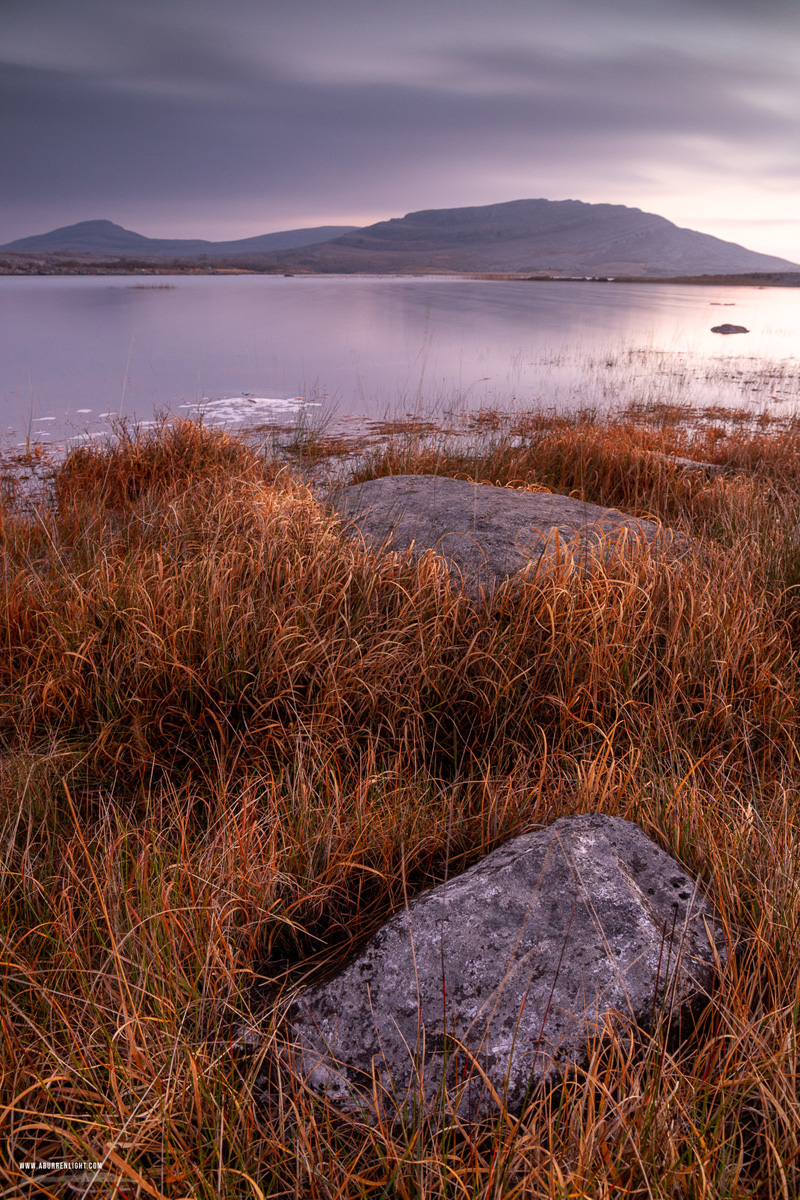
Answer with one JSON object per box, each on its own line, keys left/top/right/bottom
{"left": 2, "top": 407, "right": 800, "bottom": 1195}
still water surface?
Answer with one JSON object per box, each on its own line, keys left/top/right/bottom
{"left": 2, "top": 275, "right": 799, "bottom": 448}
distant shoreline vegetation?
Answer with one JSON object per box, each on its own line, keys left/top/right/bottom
{"left": 1, "top": 253, "right": 800, "bottom": 286}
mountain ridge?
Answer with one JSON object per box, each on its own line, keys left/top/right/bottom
{"left": 305, "top": 199, "right": 799, "bottom": 275}
{"left": 2, "top": 201, "right": 797, "bottom": 276}
{"left": 0, "top": 219, "right": 359, "bottom": 256}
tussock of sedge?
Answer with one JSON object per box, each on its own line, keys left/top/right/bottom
{"left": 1, "top": 411, "right": 800, "bottom": 1196}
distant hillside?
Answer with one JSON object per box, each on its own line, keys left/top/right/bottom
{"left": 0, "top": 219, "right": 359, "bottom": 257}
{"left": 2, "top": 203, "right": 797, "bottom": 276}
{"left": 279, "top": 199, "right": 800, "bottom": 276}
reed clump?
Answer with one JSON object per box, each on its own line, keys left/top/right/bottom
{"left": 1, "top": 410, "right": 800, "bottom": 1196}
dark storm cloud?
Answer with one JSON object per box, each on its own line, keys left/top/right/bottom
{"left": 0, "top": 0, "right": 798, "bottom": 246}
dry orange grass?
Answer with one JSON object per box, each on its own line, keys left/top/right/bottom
{"left": 1, "top": 413, "right": 799, "bottom": 1196}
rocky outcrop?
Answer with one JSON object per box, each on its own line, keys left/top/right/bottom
{"left": 711, "top": 323, "right": 749, "bottom": 334}
{"left": 330, "top": 474, "right": 684, "bottom": 595}
{"left": 286, "top": 814, "right": 727, "bottom": 1120}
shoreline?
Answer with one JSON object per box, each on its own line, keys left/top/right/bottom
{"left": 1, "top": 253, "right": 799, "bottom": 286}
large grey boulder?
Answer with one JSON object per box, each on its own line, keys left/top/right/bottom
{"left": 330, "top": 475, "right": 683, "bottom": 595}
{"left": 287, "top": 815, "right": 727, "bottom": 1120}
{"left": 711, "top": 323, "right": 749, "bottom": 335}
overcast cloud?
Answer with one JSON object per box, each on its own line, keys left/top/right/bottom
{"left": 2, "top": 0, "right": 799, "bottom": 258}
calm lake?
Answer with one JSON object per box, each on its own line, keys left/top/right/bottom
{"left": 2, "top": 274, "right": 799, "bottom": 449}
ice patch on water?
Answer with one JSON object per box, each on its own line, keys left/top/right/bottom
{"left": 33, "top": 416, "right": 57, "bottom": 422}
{"left": 75, "top": 408, "right": 92, "bottom": 414}
{"left": 16, "top": 434, "right": 51, "bottom": 446}
{"left": 178, "top": 394, "right": 319, "bottom": 424}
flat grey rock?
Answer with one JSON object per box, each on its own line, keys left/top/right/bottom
{"left": 330, "top": 475, "right": 682, "bottom": 595}
{"left": 286, "top": 815, "right": 727, "bottom": 1120}
{"left": 664, "top": 455, "right": 726, "bottom": 474}
{"left": 711, "top": 323, "right": 749, "bottom": 334}
{"left": 643, "top": 450, "right": 727, "bottom": 476}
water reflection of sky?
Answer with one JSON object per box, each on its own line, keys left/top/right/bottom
{"left": 2, "top": 275, "right": 799, "bottom": 449}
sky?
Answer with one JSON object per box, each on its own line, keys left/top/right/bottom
{"left": 2, "top": 0, "right": 800, "bottom": 260}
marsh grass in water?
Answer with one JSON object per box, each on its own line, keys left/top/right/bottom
{"left": 2, "top": 412, "right": 800, "bottom": 1196}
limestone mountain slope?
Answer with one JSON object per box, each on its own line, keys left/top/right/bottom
{"left": 286, "top": 198, "right": 799, "bottom": 276}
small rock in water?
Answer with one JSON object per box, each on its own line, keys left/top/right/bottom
{"left": 284, "top": 814, "right": 728, "bottom": 1120}
{"left": 710, "top": 323, "right": 749, "bottom": 334}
